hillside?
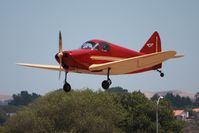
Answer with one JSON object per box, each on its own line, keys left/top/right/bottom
{"left": 144, "top": 90, "right": 195, "bottom": 99}
{"left": 0, "top": 95, "right": 12, "bottom": 101}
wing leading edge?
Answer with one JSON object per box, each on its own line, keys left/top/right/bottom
{"left": 89, "top": 51, "right": 177, "bottom": 75}
{"left": 16, "top": 63, "right": 64, "bottom": 71}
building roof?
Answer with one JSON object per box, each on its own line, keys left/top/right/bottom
{"left": 192, "top": 108, "right": 199, "bottom": 112}
{"left": 173, "top": 110, "right": 185, "bottom": 116}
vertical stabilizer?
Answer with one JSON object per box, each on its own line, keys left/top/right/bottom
{"left": 140, "top": 31, "right": 161, "bottom": 54}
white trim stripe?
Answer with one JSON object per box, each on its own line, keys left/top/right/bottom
{"left": 90, "top": 56, "right": 124, "bottom": 61}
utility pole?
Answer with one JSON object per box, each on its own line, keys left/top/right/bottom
{"left": 156, "top": 96, "right": 163, "bottom": 133}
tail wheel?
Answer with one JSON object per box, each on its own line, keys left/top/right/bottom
{"left": 157, "top": 69, "right": 164, "bottom": 77}
{"left": 160, "top": 72, "right": 164, "bottom": 77}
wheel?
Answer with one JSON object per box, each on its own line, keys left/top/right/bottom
{"left": 63, "top": 82, "right": 71, "bottom": 92}
{"left": 102, "top": 80, "right": 111, "bottom": 90}
{"left": 102, "top": 80, "right": 110, "bottom": 90}
{"left": 160, "top": 73, "right": 164, "bottom": 77}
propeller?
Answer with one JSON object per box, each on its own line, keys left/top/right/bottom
{"left": 58, "top": 31, "right": 63, "bottom": 79}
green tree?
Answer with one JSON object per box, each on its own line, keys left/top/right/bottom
{"left": 9, "top": 91, "right": 40, "bottom": 106}
{"left": 193, "top": 92, "right": 199, "bottom": 107}
{"left": 0, "top": 105, "right": 19, "bottom": 125}
{"left": 0, "top": 108, "right": 7, "bottom": 125}
{"left": 106, "top": 86, "right": 128, "bottom": 93}
{"left": 3, "top": 90, "right": 184, "bottom": 133}
{"left": 114, "top": 91, "right": 183, "bottom": 133}
{"left": 162, "top": 93, "right": 192, "bottom": 109}
{"left": 151, "top": 93, "right": 160, "bottom": 101}
{"left": 4, "top": 90, "right": 126, "bottom": 133}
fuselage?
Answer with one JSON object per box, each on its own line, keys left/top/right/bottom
{"left": 55, "top": 40, "right": 160, "bottom": 75}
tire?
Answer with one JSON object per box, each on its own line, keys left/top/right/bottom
{"left": 160, "top": 73, "right": 164, "bottom": 77}
{"left": 63, "top": 83, "right": 71, "bottom": 92}
{"left": 102, "top": 80, "right": 110, "bottom": 90}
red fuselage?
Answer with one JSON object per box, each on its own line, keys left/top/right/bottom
{"left": 55, "top": 40, "right": 161, "bottom": 75}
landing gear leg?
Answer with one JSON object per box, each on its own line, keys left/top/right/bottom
{"left": 102, "top": 68, "right": 112, "bottom": 90}
{"left": 157, "top": 70, "right": 164, "bottom": 77}
{"left": 63, "top": 72, "right": 71, "bottom": 92}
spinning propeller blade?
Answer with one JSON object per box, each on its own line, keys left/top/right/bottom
{"left": 58, "top": 31, "right": 63, "bottom": 79}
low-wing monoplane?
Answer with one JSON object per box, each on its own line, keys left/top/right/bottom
{"left": 17, "top": 31, "right": 183, "bottom": 92}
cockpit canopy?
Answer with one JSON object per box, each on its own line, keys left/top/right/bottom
{"left": 81, "top": 41, "right": 110, "bottom": 52}
{"left": 81, "top": 42, "right": 98, "bottom": 50}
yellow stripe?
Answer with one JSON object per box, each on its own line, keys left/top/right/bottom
{"left": 90, "top": 56, "right": 124, "bottom": 61}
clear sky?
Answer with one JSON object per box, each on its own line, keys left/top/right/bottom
{"left": 0, "top": 0, "right": 199, "bottom": 95}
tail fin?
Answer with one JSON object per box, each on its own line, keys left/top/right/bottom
{"left": 140, "top": 31, "right": 161, "bottom": 54}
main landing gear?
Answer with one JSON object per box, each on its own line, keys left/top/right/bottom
{"left": 101, "top": 68, "right": 112, "bottom": 90}
{"left": 63, "top": 72, "right": 71, "bottom": 92}
{"left": 157, "top": 69, "right": 164, "bottom": 77}
{"left": 62, "top": 69, "right": 164, "bottom": 92}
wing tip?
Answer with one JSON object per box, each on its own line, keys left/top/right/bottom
{"left": 173, "top": 55, "right": 184, "bottom": 58}
{"left": 16, "top": 63, "right": 29, "bottom": 66}
{"left": 16, "top": 63, "right": 24, "bottom": 66}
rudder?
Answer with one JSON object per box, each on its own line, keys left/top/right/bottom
{"left": 140, "top": 31, "right": 161, "bottom": 54}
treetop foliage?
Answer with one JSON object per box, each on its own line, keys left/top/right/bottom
{"left": 151, "top": 92, "right": 199, "bottom": 109}
{"left": 2, "top": 89, "right": 184, "bottom": 133}
{"left": 9, "top": 91, "right": 40, "bottom": 106}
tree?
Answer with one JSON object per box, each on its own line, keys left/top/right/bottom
{"left": 114, "top": 91, "right": 183, "bottom": 133}
{"left": 0, "top": 108, "right": 7, "bottom": 125}
{"left": 0, "top": 105, "right": 20, "bottom": 125}
{"left": 3, "top": 90, "right": 184, "bottom": 133}
{"left": 106, "top": 86, "right": 128, "bottom": 93}
{"left": 151, "top": 93, "right": 160, "bottom": 101}
{"left": 195, "top": 92, "right": 199, "bottom": 99}
{"left": 4, "top": 90, "right": 126, "bottom": 133}
{"left": 9, "top": 91, "right": 40, "bottom": 106}
{"left": 163, "top": 93, "right": 192, "bottom": 109}
{"left": 193, "top": 92, "right": 199, "bottom": 107}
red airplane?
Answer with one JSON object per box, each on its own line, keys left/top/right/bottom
{"left": 17, "top": 31, "right": 183, "bottom": 92}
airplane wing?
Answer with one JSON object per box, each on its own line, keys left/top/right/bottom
{"left": 16, "top": 63, "right": 65, "bottom": 71}
{"left": 172, "top": 55, "right": 184, "bottom": 59}
{"left": 89, "top": 51, "right": 177, "bottom": 75}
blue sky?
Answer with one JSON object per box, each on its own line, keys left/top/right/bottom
{"left": 0, "top": 0, "right": 199, "bottom": 95}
